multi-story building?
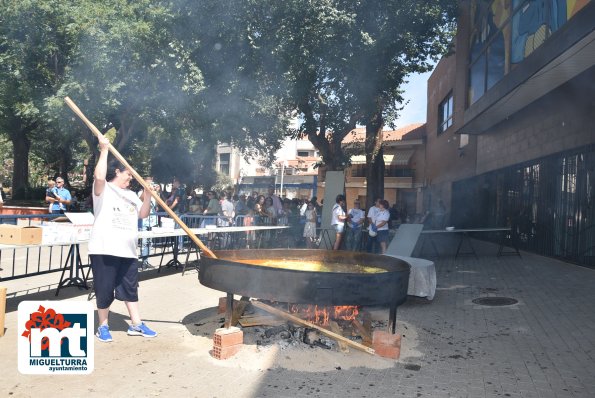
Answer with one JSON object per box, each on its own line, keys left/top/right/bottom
{"left": 338, "top": 125, "right": 427, "bottom": 216}
{"left": 425, "top": 0, "right": 595, "bottom": 266}
{"left": 217, "top": 137, "right": 319, "bottom": 199}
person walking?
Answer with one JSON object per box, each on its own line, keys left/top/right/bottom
{"left": 89, "top": 134, "right": 157, "bottom": 342}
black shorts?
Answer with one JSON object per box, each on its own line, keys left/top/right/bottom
{"left": 90, "top": 255, "right": 139, "bottom": 309}
{"left": 376, "top": 230, "right": 389, "bottom": 243}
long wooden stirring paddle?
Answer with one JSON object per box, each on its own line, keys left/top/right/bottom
{"left": 64, "top": 96, "right": 217, "bottom": 259}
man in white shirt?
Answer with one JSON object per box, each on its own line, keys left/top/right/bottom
{"left": 366, "top": 198, "right": 382, "bottom": 253}
{"left": 346, "top": 199, "right": 365, "bottom": 251}
{"left": 219, "top": 192, "right": 235, "bottom": 227}
{"left": 218, "top": 192, "right": 235, "bottom": 248}
{"left": 374, "top": 200, "right": 391, "bottom": 254}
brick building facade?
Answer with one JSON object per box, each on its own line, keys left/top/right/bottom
{"left": 425, "top": 0, "right": 595, "bottom": 266}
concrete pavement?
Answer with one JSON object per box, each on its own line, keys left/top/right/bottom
{"left": 1, "top": 240, "right": 594, "bottom": 398}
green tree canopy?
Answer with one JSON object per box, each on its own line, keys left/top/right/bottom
{"left": 1, "top": 0, "right": 458, "bottom": 205}
{"left": 245, "top": 0, "right": 458, "bottom": 205}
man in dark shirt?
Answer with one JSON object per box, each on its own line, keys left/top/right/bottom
{"left": 166, "top": 178, "right": 186, "bottom": 214}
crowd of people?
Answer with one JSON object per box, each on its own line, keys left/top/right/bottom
{"left": 126, "top": 177, "right": 419, "bottom": 255}
{"left": 36, "top": 136, "right": 429, "bottom": 346}
{"left": 41, "top": 167, "right": 432, "bottom": 344}
{"left": 42, "top": 173, "right": 424, "bottom": 255}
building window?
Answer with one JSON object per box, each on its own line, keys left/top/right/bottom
{"left": 219, "top": 153, "right": 230, "bottom": 175}
{"left": 438, "top": 93, "right": 454, "bottom": 134}
{"left": 351, "top": 164, "right": 367, "bottom": 177}
{"left": 384, "top": 166, "right": 414, "bottom": 178}
{"left": 297, "top": 150, "right": 311, "bottom": 157}
{"left": 468, "top": 0, "right": 588, "bottom": 105}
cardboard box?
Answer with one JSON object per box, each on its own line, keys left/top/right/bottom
{"left": 0, "top": 225, "right": 43, "bottom": 245}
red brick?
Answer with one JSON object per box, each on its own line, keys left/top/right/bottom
{"left": 212, "top": 343, "right": 243, "bottom": 360}
{"left": 373, "top": 343, "right": 401, "bottom": 359}
{"left": 372, "top": 331, "right": 402, "bottom": 359}
{"left": 213, "top": 327, "right": 243, "bottom": 347}
{"left": 372, "top": 331, "right": 402, "bottom": 346}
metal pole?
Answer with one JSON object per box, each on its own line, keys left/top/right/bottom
{"left": 279, "top": 162, "right": 285, "bottom": 197}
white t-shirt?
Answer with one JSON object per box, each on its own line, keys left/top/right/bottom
{"left": 367, "top": 206, "right": 379, "bottom": 221}
{"left": 300, "top": 202, "right": 307, "bottom": 217}
{"left": 331, "top": 204, "right": 345, "bottom": 226}
{"left": 348, "top": 208, "right": 365, "bottom": 228}
{"left": 89, "top": 182, "right": 142, "bottom": 259}
{"left": 219, "top": 199, "right": 235, "bottom": 226}
{"left": 375, "top": 209, "right": 390, "bottom": 231}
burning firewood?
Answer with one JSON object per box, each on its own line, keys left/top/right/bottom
{"left": 251, "top": 300, "right": 375, "bottom": 355}
{"left": 329, "top": 321, "right": 349, "bottom": 353}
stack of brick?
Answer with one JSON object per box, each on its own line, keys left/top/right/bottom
{"left": 372, "top": 330, "right": 401, "bottom": 359}
{"left": 212, "top": 326, "right": 243, "bottom": 360}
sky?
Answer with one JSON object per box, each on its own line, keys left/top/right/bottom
{"left": 288, "top": 67, "right": 435, "bottom": 131}
{"left": 393, "top": 69, "right": 433, "bottom": 128}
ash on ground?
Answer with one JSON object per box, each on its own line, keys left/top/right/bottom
{"left": 187, "top": 306, "right": 420, "bottom": 371}
{"left": 240, "top": 310, "right": 388, "bottom": 353}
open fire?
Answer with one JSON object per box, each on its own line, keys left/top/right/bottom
{"left": 288, "top": 304, "right": 359, "bottom": 326}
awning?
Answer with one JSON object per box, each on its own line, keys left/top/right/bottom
{"left": 350, "top": 150, "right": 414, "bottom": 166}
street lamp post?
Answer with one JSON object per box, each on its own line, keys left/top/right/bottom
{"left": 279, "top": 161, "right": 285, "bottom": 197}
{"left": 279, "top": 160, "right": 288, "bottom": 197}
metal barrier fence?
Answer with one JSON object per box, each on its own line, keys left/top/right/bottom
{"left": 0, "top": 214, "right": 67, "bottom": 281}
{"left": 0, "top": 211, "right": 313, "bottom": 282}
{"left": 452, "top": 143, "right": 595, "bottom": 267}
{"left": 175, "top": 214, "right": 306, "bottom": 250}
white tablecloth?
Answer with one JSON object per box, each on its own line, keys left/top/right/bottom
{"left": 385, "top": 254, "right": 436, "bottom": 300}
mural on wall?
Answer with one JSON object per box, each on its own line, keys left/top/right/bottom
{"left": 568, "top": 0, "right": 591, "bottom": 17}
{"left": 469, "top": 0, "right": 592, "bottom": 104}
{"left": 468, "top": 0, "right": 511, "bottom": 103}
{"left": 511, "top": 0, "right": 567, "bottom": 64}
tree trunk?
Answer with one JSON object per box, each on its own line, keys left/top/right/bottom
{"left": 57, "top": 147, "right": 71, "bottom": 186}
{"left": 364, "top": 111, "right": 385, "bottom": 209}
{"left": 11, "top": 132, "right": 31, "bottom": 200}
{"left": 83, "top": 154, "right": 96, "bottom": 196}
